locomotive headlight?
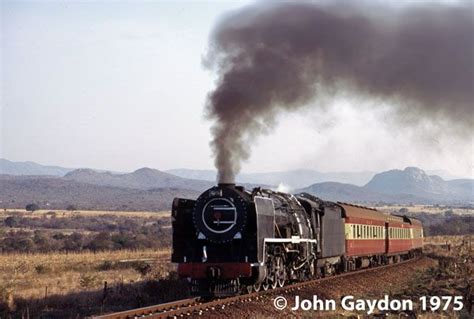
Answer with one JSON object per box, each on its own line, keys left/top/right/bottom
{"left": 202, "top": 198, "right": 237, "bottom": 234}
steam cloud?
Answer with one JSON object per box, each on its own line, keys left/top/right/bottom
{"left": 205, "top": 1, "right": 473, "bottom": 183}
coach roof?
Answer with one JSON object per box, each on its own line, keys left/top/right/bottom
{"left": 337, "top": 202, "right": 389, "bottom": 222}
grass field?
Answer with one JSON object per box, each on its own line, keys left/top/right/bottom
{"left": 0, "top": 209, "right": 170, "bottom": 219}
{"left": 0, "top": 249, "right": 171, "bottom": 300}
{"left": 376, "top": 204, "right": 473, "bottom": 215}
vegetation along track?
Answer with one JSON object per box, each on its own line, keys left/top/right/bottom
{"left": 93, "top": 257, "right": 421, "bottom": 319}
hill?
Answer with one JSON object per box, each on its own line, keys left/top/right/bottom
{"left": 166, "top": 168, "right": 375, "bottom": 187}
{"left": 298, "top": 167, "right": 473, "bottom": 204}
{"left": 365, "top": 167, "right": 473, "bottom": 200}
{"left": 64, "top": 167, "right": 214, "bottom": 191}
{"left": 0, "top": 159, "right": 73, "bottom": 176}
{"left": 0, "top": 175, "right": 199, "bottom": 211}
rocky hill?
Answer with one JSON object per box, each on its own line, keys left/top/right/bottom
{"left": 365, "top": 167, "right": 472, "bottom": 200}
{"left": 64, "top": 167, "right": 214, "bottom": 192}
{"left": 298, "top": 167, "right": 473, "bottom": 204}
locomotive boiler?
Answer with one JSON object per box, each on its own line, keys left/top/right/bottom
{"left": 171, "top": 184, "right": 423, "bottom": 297}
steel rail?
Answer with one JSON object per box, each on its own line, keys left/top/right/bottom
{"left": 93, "top": 297, "right": 200, "bottom": 319}
{"left": 93, "top": 256, "right": 421, "bottom": 319}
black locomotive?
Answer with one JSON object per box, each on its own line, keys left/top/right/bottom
{"left": 171, "top": 183, "right": 347, "bottom": 296}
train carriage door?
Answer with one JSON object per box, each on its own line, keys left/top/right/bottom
{"left": 385, "top": 222, "right": 389, "bottom": 254}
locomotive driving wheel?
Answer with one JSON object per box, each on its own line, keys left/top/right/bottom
{"left": 245, "top": 285, "right": 253, "bottom": 294}
{"left": 309, "top": 258, "right": 316, "bottom": 278}
{"left": 262, "top": 256, "right": 278, "bottom": 290}
{"left": 253, "top": 282, "right": 261, "bottom": 292}
{"left": 275, "top": 256, "right": 286, "bottom": 287}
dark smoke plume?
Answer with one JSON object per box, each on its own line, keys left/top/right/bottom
{"left": 205, "top": 1, "right": 473, "bottom": 183}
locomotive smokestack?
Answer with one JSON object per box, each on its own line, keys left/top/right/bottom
{"left": 205, "top": 1, "right": 473, "bottom": 183}
{"left": 218, "top": 183, "right": 236, "bottom": 189}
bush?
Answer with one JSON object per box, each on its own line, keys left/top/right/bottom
{"left": 66, "top": 205, "right": 77, "bottom": 211}
{"left": 79, "top": 273, "right": 99, "bottom": 289}
{"left": 97, "top": 261, "right": 114, "bottom": 271}
{"left": 134, "top": 262, "right": 152, "bottom": 276}
{"left": 34, "top": 264, "right": 52, "bottom": 274}
{"left": 25, "top": 203, "right": 40, "bottom": 213}
{"left": 4, "top": 216, "right": 20, "bottom": 228}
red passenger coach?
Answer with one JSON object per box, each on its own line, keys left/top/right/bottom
{"left": 339, "top": 202, "right": 423, "bottom": 268}
{"left": 407, "top": 217, "right": 424, "bottom": 251}
{"left": 341, "top": 204, "right": 386, "bottom": 256}
{"left": 386, "top": 215, "right": 412, "bottom": 255}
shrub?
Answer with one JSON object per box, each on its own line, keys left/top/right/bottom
{"left": 25, "top": 203, "right": 40, "bottom": 213}
{"left": 133, "top": 262, "right": 152, "bottom": 276}
{"left": 34, "top": 264, "right": 52, "bottom": 274}
{"left": 66, "top": 205, "right": 77, "bottom": 211}
{"left": 79, "top": 273, "right": 99, "bottom": 289}
{"left": 97, "top": 260, "right": 114, "bottom": 271}
{"left": 4, "top": 216, "right": 20, "bottom": 228}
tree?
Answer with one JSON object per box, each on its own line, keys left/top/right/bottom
{"left": 4, "top": 216, "right": 20, "bottom": 228}
{"left": 66, "top": 204, "right": 77, "bottom": 211}
{"left": 25, "top": 203, "right": 40, "bottom": 213}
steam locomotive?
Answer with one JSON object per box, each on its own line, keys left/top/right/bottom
{"left": 171, "top": 183, "right": 423, "bottom": 297}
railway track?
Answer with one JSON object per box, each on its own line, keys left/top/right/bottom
{"left": 93, "top": 257, "right": 420, "bottom": 319}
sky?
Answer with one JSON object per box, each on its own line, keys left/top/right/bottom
{"left": 1, "top": 0, "right": 472, "bottom": 178}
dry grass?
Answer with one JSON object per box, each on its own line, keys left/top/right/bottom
{"left": 376, "top": 204, "right": 473, "bottom": 215}
{"left": 0, "top": 249, "right": 171, "bottom": 300}
{"left": 386, "top": 235, "right": 474, "bottom": 318}
{"left": 424, "top": 235, "right": 473, "bottom": 246}
{"left": 0, "top": 209, "right": 170, "bottom": 219}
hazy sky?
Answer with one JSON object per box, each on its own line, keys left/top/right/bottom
{"left": 1, "top": 0, "right": 472, "bottom": 177}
